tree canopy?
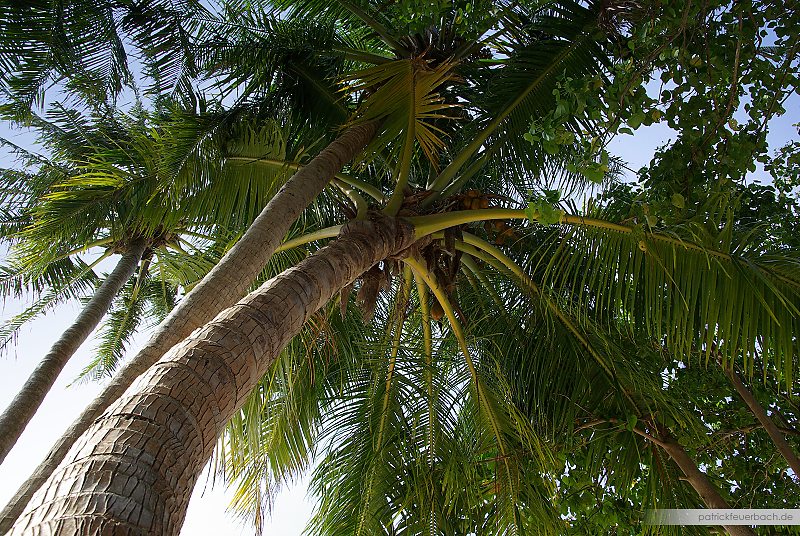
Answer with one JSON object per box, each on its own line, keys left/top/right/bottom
{"left": 0, "top": 0, "right": 798, "bottom": 535}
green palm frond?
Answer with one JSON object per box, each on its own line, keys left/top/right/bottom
{"left": 413, "top": 205, "right": 800, "bottom": 384}
{"left": 0, "top": 0, "right": 207, "bottom": 107}
{"left": 10, "top": 103, "right": 108, "bottom": 163}
{"left": 9, "top": 105, "right": 308, "bottom": 252}
{"left": 74, "top": 255, "right": 181, "bottom": 382}
{"left": 218, "top": 254, "right": 564, "bottom": 534}
{"left": 0, "top": 166, "right": 48, "bottom": 213}
{"left": 0, "top": 252, "right": 107, "bottom": 353}
{"left": 121, "top": 0, "right": 208, "bottom": 100}
{"left": 527, "top": 220, "right": 800, "bottom": 387}
{"left": 428, "top": 0, "right": 612, "bottom": 199}
{"left": 154, "top": 246, "right": 220, "bottom": 290}
{"left": 343, "top": 57, "right": 460, "bottom": 169}
{"left": 482, "top": 289, "right": 712, "bottom": 525}
{"left": 143, "top": 265, "right": 178, "bottom": 324}
{"left": 421, "top": 266, "right": 563, "bottom": 534}
{"left": 193, "top": 15, "right": 352, "bottom": 126}
{"left": 188, "top": 118, "right": 298, "bottom": 231}
{"left": 219, "top": 301, "right": 372, "bottom": 531}
{"left": 303, "top": 258, "right": 561, "bottom": 535}
{"left": 308, "top": 283, "right": 414, "bottom": 535}
{"left": 414, "top": 207, "right": 799, "bottom": 389}
{"left": 0, "top": 104, "right": 288, "bottom": 381}
{"left": 78, "top": 271, "right": 148, "bottom": 382}
{"left": 266, "top": 0, "right": 402, "bottom": 52}
{"left": 0, "top": 256, "right": 98, "bottom": 300}
{"left": 0, "top": 0, "right": 130, "bottom": 107}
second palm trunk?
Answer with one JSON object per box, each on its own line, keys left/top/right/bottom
{"left": 11, "top": 215, "right": 416, "bottom": 535}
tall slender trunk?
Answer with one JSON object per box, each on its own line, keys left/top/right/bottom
{"left": 659, "top": 432, "right": 756, "bottom": 536}
{"left": 723, "top": 365, "right": 800, "bottom": 477}
{"left": 10, "top": 215, "right": 414, "bottom": 536}
{"left": 0, "top": 121, "right": 378, "bottom": 534}
{"left": 0, "top": 239, "right": 146, "bottom": 465}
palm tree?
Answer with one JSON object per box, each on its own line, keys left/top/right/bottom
{"left": 0, "top": 11, "right": 388, "bottom": 527}
{"left": 3, "top": 0, "right": 800, "bottom": 534}
{"left": 0, "top": 102, "right": 318, "bottom": 462}
{"left": 0, "top": 105, "right": 177, "bottom": 464}
{"left": 0, "top": 117, "right": 381, "bottom": 532}
{"left": 204, "top": 3, "right": 800, "bottom": 533}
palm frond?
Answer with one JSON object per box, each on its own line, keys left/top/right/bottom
{"left": 428, "top": 0, "right": 612, "bottom": 199}
{"left": 0, "top": 0, "right": 130, "bottom": 107}
{"left": 193, "top": 14, "right": 352, "bottom": 126}
{"left": 0, "top": 251, "right": 107, "bottom": 352}
{"left": 530, "top": 220, "right": 800, "bottom": 387}
{"left": 343, "top": 57, "right": 460, "bottom": 169}
{"left": 77, "top": 271, "right": 148, "bottom": 381}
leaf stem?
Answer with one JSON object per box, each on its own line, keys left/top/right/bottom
{"left": 275, "top": 226, "right": 342, "bottom": 253}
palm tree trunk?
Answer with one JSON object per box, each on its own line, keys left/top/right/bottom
{"left": 10, "top": 215, "right": 414, "bottom": 536}
{"left": 0, "top": 121, "right": 378, "bottom": 534}
{"left": 659, "top": 432, "right": 756, "bottom": 536}
{"left": 723, "top": 365, "right": 800, "bottom": 476}
{"left": 0, "top": 239, "right": 146, "bottom": 465}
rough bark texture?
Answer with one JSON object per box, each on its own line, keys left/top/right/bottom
{"left": 0, "top": 121, "right": 377, "bottom": 534}
{"left": 724, "top": 365, "right": 800, "bottom": 477}
{"left": 661, "top": 435, "right": 756, "bottom": 536}
{"left": 10, "top": 215, "right": 415, "bottom": 536}
{"left": 0, "top": 239, "right": 146, "bottom": 465}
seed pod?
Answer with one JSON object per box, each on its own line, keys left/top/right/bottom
{"left": 356, "top": 265, "right": 383, "bottom": 322}
{"left": 499, "top": 228, "right": 515, "bottom": 240}
{"left": 430, "top": 301, "right": 445, "bottom": 321}
{"left": 479, "top": 198, "right": 489, "bottom": 209}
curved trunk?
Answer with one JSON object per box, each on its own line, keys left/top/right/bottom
{"left": 0, "top": 121, "right": 377, "bottom": 534}
{"left": 10, "top": 216, "right": 414, "bottom": 535}
{"left": 723, "top": 365, "right": 800, "bottom": 477}
{"left": 0, "top": 240, "right": 146, "bottom": 466}
{"left": 660, "top": 433, "right": 756, "bottom": 536}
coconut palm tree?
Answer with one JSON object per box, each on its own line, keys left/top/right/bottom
{"left": 3, "top": 0, "right": 800, "bottom": 534}
{"left": 255, "top": 177, "right": 796, "bottom": 534}
{"left": 0, "top": 101, "right": 326, "bottom": 463}
{"left": 199, "top": 3, "right": 800, "bottom": 533}
{"left": 0, "top": 14, "right": 391, "bottom": 529}
{"left": 0, "top": 105, "right": 175, "bottom": 464}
